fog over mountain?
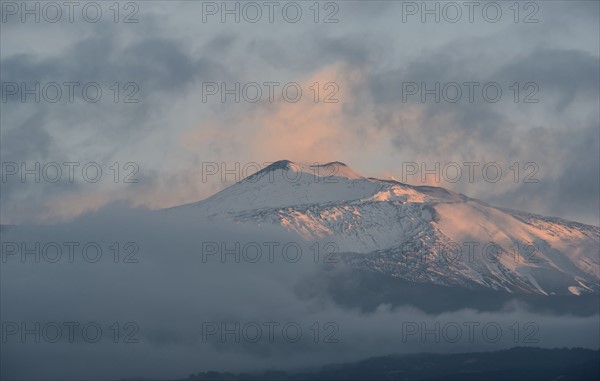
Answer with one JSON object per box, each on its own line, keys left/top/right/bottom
{"left": 1, "top": 1, "right": 598, "bottom": 380}
{"left": 169, "top": 160, "right": 600, "bottom": 296}
{"left": 2, "top": 163, "right": 599, "bottom": 380}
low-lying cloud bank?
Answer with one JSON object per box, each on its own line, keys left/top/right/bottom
{"left": 1, "top": 205, "right": 598, "bottom": 380}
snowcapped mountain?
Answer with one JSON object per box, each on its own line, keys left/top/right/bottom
{"left": 167, "top": 160, "right": 600, "bottom": 296}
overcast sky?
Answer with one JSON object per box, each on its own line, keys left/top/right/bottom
{"left": 1, "top": 0, "right": 599, "bottom": 225}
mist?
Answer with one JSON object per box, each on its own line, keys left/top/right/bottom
{"left": 1, "top": 205, "right": 598, "bottom": 380}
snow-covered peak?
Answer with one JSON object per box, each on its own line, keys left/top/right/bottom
{"left": 165, "top": 160, "right": 600, "bottom": 296}
{"left": 173, "top": 159, "right": 463, "bottom": 214}
{"left": 178, "top": 160, "right": 381, "bottom": 215}
{"left": 246, "top": 160, "right": 365, "bottom": 182}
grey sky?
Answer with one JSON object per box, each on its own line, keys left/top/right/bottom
{"left": 1, "top": 1, "right": 598, "bottom": 225}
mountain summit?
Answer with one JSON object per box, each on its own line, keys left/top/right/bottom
{"left": 247, "top": 160, "right": 365, "bottom": 182}
{"left": 168, "top": 160, "right": 600, "bottom": 296}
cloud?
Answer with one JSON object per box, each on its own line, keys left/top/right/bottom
{"left": 1, "top": 2, "right": 598, "bottom": 227}
{"left": 1, "top": 207, "right": 598, "bottom": 380}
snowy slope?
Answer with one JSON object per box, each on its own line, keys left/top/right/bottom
{"left": 167, "top": 160, "right": 600, "bottom": 296}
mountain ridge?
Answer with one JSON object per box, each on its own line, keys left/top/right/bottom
{"left": 165, "top": 160, "right": 600, "bottom": 296}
